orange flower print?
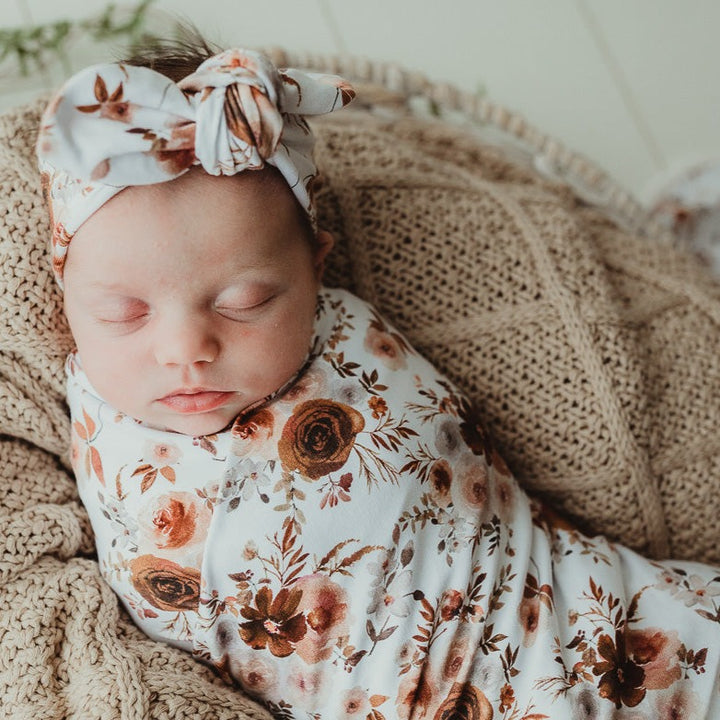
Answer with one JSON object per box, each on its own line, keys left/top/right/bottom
{"left": 239, "top": 586, "right": 307, "bottom": 657}
{"left": 145, "top": 440, "right": 183, "bottom": 465}
{"left": 428, "top": 459, "right": 453, "bottom": 508}
{"left": 281, "top": 366, "right": 328, "bottom": 405}
{"left": 129, "top": 554, "right": 201, "bottom": 612}
{"left": 626, "top": 627, "right": 682, "bottom": 690}
{"left": 236, "top": 655, "right": 279, "bottom": 697}
{"left": 51, "top": 223, "right": 73, "bottom": 282}
{"left": 493, "top": 475, "right": 516, "bottom": 523}
{"left": 286, "top": 662, "right": 329, "bottom": 708}
{"left": 368, "top": 395, "right": 388, "bottom": 419}
{"left": 293, "top": 574, "right": 349, "bottom": 664}
{"left": 72, "top": 406, "right": 104, "bottom": 486}
{"left": 439, "top": 589, "right": 464, "bottom": 621}
{"left": 593, "top": 631, "right": 646, "bottom": 708}
{"left": 456, "top": 399, "right": 511, "bottom": 477}
{"left": 340, "top": 687, "right": 371, "bottom": 718}
{"left": 137, "top": 491, "right": 211, "bottom": 553}
{"left": 396, "top": 667, "right": 436, "bottom": 720}
{"left": 499, "top": 683, "right": 515, "bottom": 713}
{"left": 432, "top": 681, "right": 493, "bottom": 720}
{"left": 231, "top": 407, "right": 275, "bottom": 457}
{"left": 518, "top": 594, "right": 542, "bottom": 647}
{"left": 143, "top": 123, "right": 197, "bottom": 177}
{"left": 278, "top": 399, "right": 364, "bottom": 479}
{"left": 364, "top": 326, "right": 407, "bottom": 371}
{"left": 442, "top": 627, "right": 472, "bottom": 682}
{"left": 131, "top": 440, "right": 183, "bottom": 493}
{"left": 452, "top": 456, "right": 489, "bottom": 517}
{"left": 654, "top": 680, "right": 701, "bottom": 720}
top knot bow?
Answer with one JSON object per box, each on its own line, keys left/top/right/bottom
{"left": 36, "top": 48, "right": 355, "bottom": 285}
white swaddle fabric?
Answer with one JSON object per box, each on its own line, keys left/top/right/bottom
{"left": 68, "top": 286, "right": 720, "bottom": 719}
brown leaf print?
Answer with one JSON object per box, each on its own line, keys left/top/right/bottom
{"left": 76, "top": 75, "right": 135, "bottom": 122}
{"left": 72, "top": 408, "right": 104, "bottom": 486}
{"left": 239, "top": 586, "right": 307, "bottom": 657}
{"left": 223, "top": 82, "right": 283, "bottom": 159}
{"left": 278, "top": 399, "right": 364, "bottom": 479}
{"left": 144, "top": 124, "right": 196, "bottom": 176}
{"left": 129, "top": 554, "right": 201, "bottom": 612}
{"left": 334, "top": 78, "right": 356, "bottom": 106}
{"left": 433, "top": 682, "right": 494, "bottom": 720}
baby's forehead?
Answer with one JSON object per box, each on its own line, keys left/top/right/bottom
{"left": 65, "top": 167, "right": 312, "bottom": 285}
{"left": 87, "top": 166, "right": 305, "bottom": 231}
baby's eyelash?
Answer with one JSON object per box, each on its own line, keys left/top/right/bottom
{"left": 215, "top": 295, "right": 275, "bottom": 318}
{"left": 96, "top": 309, "right": 149, "bottom": 325}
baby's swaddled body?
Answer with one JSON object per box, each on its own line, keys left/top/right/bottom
{"left": 69, "top": 287, "right": 720, "bottom": 719}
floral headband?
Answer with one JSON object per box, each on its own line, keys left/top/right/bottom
{"left": 36, "top": 48, "right": 355, "bottom": 285}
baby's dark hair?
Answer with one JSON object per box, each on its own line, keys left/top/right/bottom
{"left": 120, "top": 27, "right": 319, "bottom": 246}
{"left": 121, "top": 25, "right": 220, "bottom": 83}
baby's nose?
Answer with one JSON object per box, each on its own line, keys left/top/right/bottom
{"left": 153, "top": 313, "right": 220, "bottom": 367}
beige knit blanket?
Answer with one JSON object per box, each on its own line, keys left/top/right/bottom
{"left": 1, "top": 95, "right": 720, "bottom": 718}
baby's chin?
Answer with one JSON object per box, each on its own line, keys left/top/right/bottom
{"left": 141, "top": 407, "right": 240, "bottom": 437}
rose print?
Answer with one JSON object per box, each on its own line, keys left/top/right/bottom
{"left": 428, "top": 459, "right": 453, "bottom": 509}
{"left": 396, "top": 666, "right": 436, "bottom": 720}
{"left": 278, "top": 399, "right": 364, "bottom": 479}
{"left": 364, "top": 326, "right": 407, "bottom": 371}
{"left": 144, "top": 440, "right": 183, "bottom": 465}
{"left": 653, "top": 680, "right": 701, "bottom": 719}
{"left": 231, "top": 407, "right": 275, "bottom": 456}
{"left": 293, "top": 573, "right": 349, "bottom": 663}
{"left": 236, "top": 655, "right": 279, "bottom": 697}
{"left": 442, "top": 627, "right": 472, "bottom": 682}
{"left": 137, "top": 491, "right": 211, "bottom": 554}
{"left": 439, "top": 589, "right": 464, "bottom": 622}
{"left": 286, "top": 662, "right": 328, "bottom": 708}
{"left": 130, "top": 439, "right": 183, "bottom": 493}
{"left": 129, "top": 554, "right": 201, "bottom": 612}
{"left": 451, "top": 455, "right": 489, "bottom": 518}
{"left": 518, "top": 594, "right": 543, "bottom": 648}
{"left": 339, "top": 687, "right": 371, "bottom": 718}
{"left": 433, "top": 682, "right": 493, "bottom": 720}
{"left": 626, "top": 628, "right": 682, "bottom": 690}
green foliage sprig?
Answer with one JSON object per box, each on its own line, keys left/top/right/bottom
{"left": 0, "top": 0, "right": 158, "bottom": 76}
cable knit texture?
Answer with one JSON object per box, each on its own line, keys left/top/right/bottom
{"left": 1, "top": 92, "right": 720, "bottom": 718}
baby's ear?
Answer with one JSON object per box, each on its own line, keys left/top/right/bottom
{"left": 313, "top": 230, "right": 334, "bottom": 279}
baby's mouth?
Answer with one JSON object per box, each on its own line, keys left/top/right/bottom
{"left": 158, "top": 388, "right": 236, "bottom": 414}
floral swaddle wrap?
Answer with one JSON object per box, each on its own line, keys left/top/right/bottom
{"left": 67, "top": 286, "right": 720, "bottom": 719}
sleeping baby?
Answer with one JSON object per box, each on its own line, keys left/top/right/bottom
{"left": 37, "top": 38, "right": 720, "bottom": 719}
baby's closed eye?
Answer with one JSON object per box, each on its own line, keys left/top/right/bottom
{"left": 95, "top": 298, "right": 150, "bottom": 325}
{"left": 213, "top": 284, "right": 278, "bottom": 321}
{"left": 213, "top": 294, "right": 275, "bottom": 321}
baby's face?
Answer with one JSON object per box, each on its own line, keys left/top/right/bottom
{"left": 63, "top": 167, "right": 331, "bottom": 436}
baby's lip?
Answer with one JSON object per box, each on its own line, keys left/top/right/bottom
{"left": 158, "top": 388, "right": 236, "bottom": 414}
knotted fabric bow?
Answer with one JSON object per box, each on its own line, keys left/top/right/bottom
{"left": 36, "top": 48, "right": 355, "bottom": 285}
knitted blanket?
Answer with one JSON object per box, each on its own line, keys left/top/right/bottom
{"left": 1, "top": 94, "right": 719, "bottom": 718}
